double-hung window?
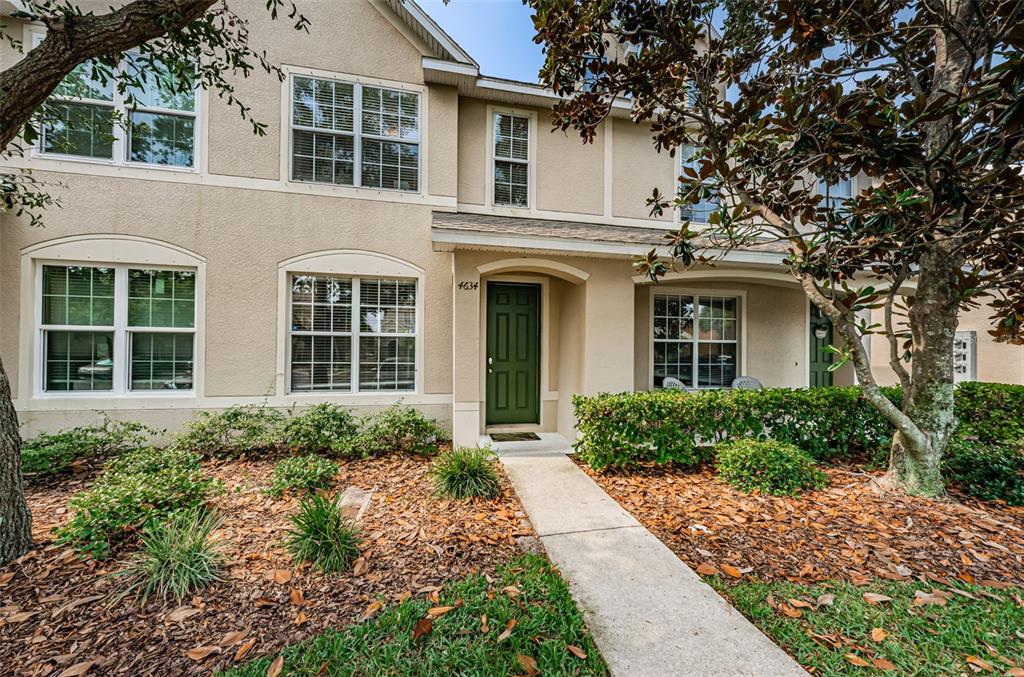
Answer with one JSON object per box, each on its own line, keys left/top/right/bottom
{"left": 653, "top": 292, "right": 740, "bottom": 389}
{"left": 39, "top": 264, "right": 196, "bottom": 393}
{"left": 493, "top": 113, "right": 530, "bottom": 207}
{"left": 289, "top": 275, "right": 417, "bottom": 393}
{"left": 290, "top": 76, "right": 420, "bottom": 191}
{"left": 37, "top": 40, "right": 197, "bottom": 168}
{"left": 678, "top": 144, "right": 718, "bottom": 223}
{"left": 818, "top": 177, "right": 853, "bottom": 214}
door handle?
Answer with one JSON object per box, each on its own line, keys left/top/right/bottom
{"left": 488, "top": 357, "right": 493, "bottom": 365}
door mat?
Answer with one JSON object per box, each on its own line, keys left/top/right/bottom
{"left": 489, "top": 432, "right": 541, "bottom": 442}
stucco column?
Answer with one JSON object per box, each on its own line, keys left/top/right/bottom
{"left": 582, "top": 267, "right": 635, "bottom": 394}
{"left": 451, "top": 254, "right": 482, "bottom": 446}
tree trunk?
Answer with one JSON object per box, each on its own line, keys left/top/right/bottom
{"left": 885, "top": 243, "right": 961, "bottom": 496}
{"left": 0, "top": 355, "right": 32, "bottom": 565}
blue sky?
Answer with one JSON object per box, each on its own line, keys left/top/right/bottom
{"left": 419, "top": 1, "right": 545, "bottom": 82}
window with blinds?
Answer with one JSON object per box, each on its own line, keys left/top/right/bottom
{"left": 493, "top": 113, "right": 530, "bottom": 207}
{"left": 291, "top": 76, "right": 420, "bottom": 192}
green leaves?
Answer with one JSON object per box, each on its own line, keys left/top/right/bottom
{"left": 715, "top": 438, "right": 828, "bottom": 497}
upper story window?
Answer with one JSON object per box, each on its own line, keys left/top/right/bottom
{"left": 493, "top": 113, "right": 530, "bottom": 208}
{"left": 679, "top": 144, "right": 719, "bottom": 223}
{"left": 39, "top": 264, "right": 196, "bottom": 393}
{"left": 818, "top": 177, "right": 853, "bottom": 213}
{"left": 37, "top": 42, "right": 197, "bottom": 168}
{"left": 653, "top": 292, "right": 739, "bottom": 390}
{"left": 290, "top": 76, "right": 420, "bottom": 192}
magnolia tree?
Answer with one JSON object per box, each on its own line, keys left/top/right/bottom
{"left": 531, "top": 0, "right": 1024, "bottom": 496}
{"left": 0, "top": 0, "right": 307, "bottom": 564}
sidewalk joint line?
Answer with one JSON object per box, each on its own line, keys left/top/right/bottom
{"left": 538, "top": 524, "right": 643, "bottom": 538}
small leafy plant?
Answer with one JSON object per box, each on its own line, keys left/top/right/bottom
{"left": 943, "top": 437, "right": 1024, "bottom": 505}
{"left": 57, "top": 447, "right": 221, "bottom": 559}
{"left": 715, "top": 438, "right": 828, "bottom": 497}
{"left": 21, "top": 418, "right": 158, "bottom": 476}
{"left": 172, "top": 405, "right": 286, "bottom": 458}
{"left": 278, "top": 403, "right": 358, "bottom": 455}
{"left": 267, "top": 454, "right": 340, "bottom": 497}
{"left": 120, "top": 509, "right": 225, "bottom": 602}
{"left": 431, "top": 446, "right": 501, "bottom": 499}
{"left": 350, "top": 405, "right": 448, "bottom": 457}
{"left": 283, "top": 493, "right": 361, "bottom": 573}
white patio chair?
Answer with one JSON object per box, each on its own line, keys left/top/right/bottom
{"left": 731, "top": 376, "right": 764, "bottom": 390}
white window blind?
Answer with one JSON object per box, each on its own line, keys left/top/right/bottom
{"left": 291, "top": 76, "right": 420, "bottom": 191}
{"left": 493, "top": 113, "right": 530, "bottom": 207}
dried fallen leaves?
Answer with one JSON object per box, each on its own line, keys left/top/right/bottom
{"left": 584, "top": 463, "right": 1024, "bottom": 586}
{"left": 0, "top": 454, "right": 533, "bottom": 675}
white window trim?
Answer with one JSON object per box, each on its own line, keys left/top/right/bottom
{"left": 275, "top": 250, "right": 425, "bottom": 399}
{"left": 485, "top": 104, "right": 537, "bottom": 213}
{"left": 281, "top": 66, "right": 428, "bottom": 197}
{"left": 647, "top": 286, "right": 747, "bottom": 390}
{"left": 20, "top": 235, "right": 206, "bottom": 402}
{"left": 28, "top": 28, "right": 202, "bottom": 174}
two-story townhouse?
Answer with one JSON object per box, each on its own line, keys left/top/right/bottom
{"left": 2, "top": 0, "right": 1020, "bottom": 446}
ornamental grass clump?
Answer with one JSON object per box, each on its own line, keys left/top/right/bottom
{"left": 715, "top": 438, "right": 827, "bottom": 497}
{"left": 431, "top": 446, "right": 501, "bottom": 500}
{"left": 283, "top": 494, "right": 361, "bottom": 573}
{"left": 267, "top": 454, "right": 340, "bottom": 497}
{"left": 120, "top": 509, "right": 225, "bottom": 602}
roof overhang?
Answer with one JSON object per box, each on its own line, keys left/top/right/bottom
{"left": 431, "top": 211, "right": 790, "bottom": 266}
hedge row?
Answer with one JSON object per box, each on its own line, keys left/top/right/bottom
{"left": 573, "top": 383, "right": 1024, "bottom": 470}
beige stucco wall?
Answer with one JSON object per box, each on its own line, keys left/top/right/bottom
{"left": 611, "top": 118, "right": 674, "bottom": 221}
{"left": 633, "top": 278, "right": 809, "bottom": 390}
{"left": 869, "top": 304, "right": 1024, "bottom": 386}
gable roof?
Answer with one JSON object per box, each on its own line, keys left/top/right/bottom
{"left": 382, "top": 0, "right": 478, "bottom": 68}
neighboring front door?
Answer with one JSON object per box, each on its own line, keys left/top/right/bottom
{"left": 809, "top": 305, "right": 834, "bottom": 387}
{"left": 486, "top": 282, "right": 540, "bottom": 425}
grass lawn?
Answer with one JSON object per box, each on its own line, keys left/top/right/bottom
{"left": 711, "top": 577, "right": 1024, "bottom": 674}
{"left": 222, "top": 554, "right": 607, "bottom": 676}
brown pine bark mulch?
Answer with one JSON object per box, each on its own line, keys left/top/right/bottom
{"left": 0, "top": 455, "right": 534, "bottom": 676}
{"left": 582, "top": 462, "right": 1024, "bottom": 587}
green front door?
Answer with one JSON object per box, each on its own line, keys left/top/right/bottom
{"left": 809, "top": 305, "right": 834, "bottom": 387}
{"left": 486, "top": 282, "right": 540, "bottom": 425}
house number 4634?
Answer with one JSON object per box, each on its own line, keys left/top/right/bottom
{"left": 457, "top": 281, "right": 479, "bottom": 290}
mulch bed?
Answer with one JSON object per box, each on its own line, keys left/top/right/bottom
{"left": 582, "top": 462, "right": 1024, "bottom": 587}
{"left": 0, "top": 455, "right": 534, "bottom": 676}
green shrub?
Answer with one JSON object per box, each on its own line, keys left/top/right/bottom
{"left": 715, "top": 438, "right": 828, "bottom": 497}
{"left": 278, "top": 403, "right": 359, "bottom": 455}
{"left": 954, "top": 381, "right": 1024, "bottom": 445}
{"left": 120, "top": 509, "right": 225, "bottom": 602}
{"left": 284, "top": 493, "right": 362, "bottom": 573}
{"left": 431, "top": 446, "right": 501, "bottom": 499}
{"left": 572, "top": 387, "right": 894, "bottom": 470}
{"left": 350, "top": 405, "right": 448, "bottom": 457}
{"left": 268, "top": 454, "right": 340, "bottom": 497}
{"left": 21, "top": 418, "right": 158, "bottom": 476}
{"left": 573, "top": 382, "right": 1024, "bottom": 471}
{"left": 172, "top": 405, "right": 286, "bottom": 458}
{"left": 943, "top": 437, "right": 1024, "bottom": 505}
{"left": 57, "top": 447, "right": 221, "bottom": 559}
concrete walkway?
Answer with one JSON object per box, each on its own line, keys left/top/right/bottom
{"left": 492, "top": 434, "right": 806, "bottom": 677}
